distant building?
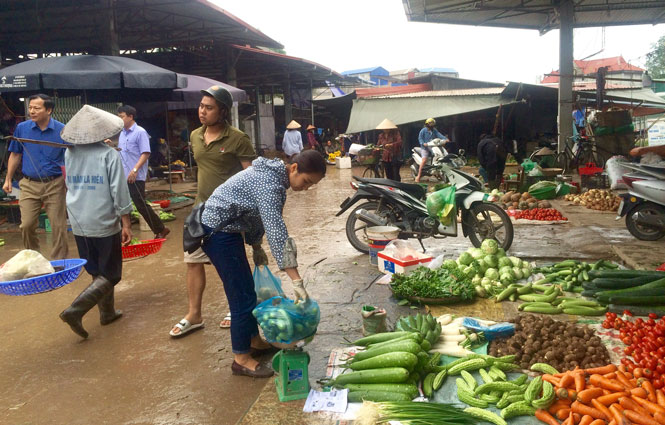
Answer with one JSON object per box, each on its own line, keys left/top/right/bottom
{"left": 390, "top": 67, "right": 459, "bottom": 81}
{"left": 341, "top": 66, "right": 393, "bottom": 86}
{"left": 541, "top": 56, "right": 644, "bottom": 88}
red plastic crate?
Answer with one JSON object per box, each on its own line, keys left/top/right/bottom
{"left": 579, "top": 163, "right": 603, "bottom": 176}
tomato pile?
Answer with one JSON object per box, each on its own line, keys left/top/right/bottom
{"left": 514, "top": 208, "right": 568, "bottom": 221}
{"left": 603, "top": 311, "right": 665, "bottom": 389}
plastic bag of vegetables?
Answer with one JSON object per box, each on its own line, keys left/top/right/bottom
{"left": 426, "top": 185, "right": 456, "bottom": 226}
{"left": 253, "top": 296, "right": 320, "bottom": 344}
{"left": 253, "top": 265, "right": 285, "bottom": 303}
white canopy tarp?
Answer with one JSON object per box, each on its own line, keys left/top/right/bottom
{"left": 346, "top": 93, "right": 513, "bottom": 134}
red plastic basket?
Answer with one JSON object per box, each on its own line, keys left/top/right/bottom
{"left": 578, "top": 163, "right": 603, "bottom": 175}
{"left": 122, "top": 239, "right": 166, "bottom": 259}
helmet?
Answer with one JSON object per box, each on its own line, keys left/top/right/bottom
{"left": 200, "top": 85, "right": 233, "bottom": 110}
{"left": 425, "top": 118, "right": 436, "bottom": 125}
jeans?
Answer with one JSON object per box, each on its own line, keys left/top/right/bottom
{"left": 201, "top": 226, "right": 258, "bottom": 354}
{"left": 128, "top": 180, "right": 165, "bottom": 235}
{"left": 382, "top": 161, "right": 401, "bottom": 182}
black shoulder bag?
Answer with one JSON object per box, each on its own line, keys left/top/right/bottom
{"left": 183, "top": 203, "right": 223, "bottom": 254}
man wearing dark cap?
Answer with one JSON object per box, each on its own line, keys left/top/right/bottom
{"left": 170, "top": 86, "right": 261, "bottom": 337}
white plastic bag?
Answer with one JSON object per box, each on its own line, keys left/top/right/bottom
{"left": 606, "top": 155, "right": 631, "bottom": 190}
{"left": 381, "top": 240, "right": 421, "bottom": 261}
{"left": 0, "top": 249, "right": 55, "bottom": 282}
{"left": 428, "top": 254, "right": 445, "bottom": 270}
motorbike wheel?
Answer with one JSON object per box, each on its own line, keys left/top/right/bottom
{"left": 625, "top": 203, "right": 665, "bottom": 241}
{"left": 345, "top": 201, "right": 398, "bottom": 254}
{"left": 464, "top": 202, "right": 514, "bottom": 250}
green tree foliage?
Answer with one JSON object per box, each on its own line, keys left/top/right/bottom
{"left": 646, "top": 35, "right": 665, "bottom": 79}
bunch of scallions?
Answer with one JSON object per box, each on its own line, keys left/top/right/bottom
{"left": 356, "top": 401, "right": 477, "bottom": 425}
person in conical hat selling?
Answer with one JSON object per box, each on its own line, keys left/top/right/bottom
{"left": 282, "top": 120, "right": 303, "bottom": 161}
{"left": 58, "top": 105, "right": 133, "bottom": 339}
{"left": 376, "top": 119, "right": 403, "bottom": 182}
{"left": 305, "top": 124, "right": 320, "bottom": 152}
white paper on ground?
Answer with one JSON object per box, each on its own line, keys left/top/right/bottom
{"left": 303, "top": 388, "right": 348, "bottom": 413}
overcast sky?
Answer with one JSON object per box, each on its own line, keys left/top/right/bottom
{"left": 214, "top": 0, "right": 664, "bottom": 84}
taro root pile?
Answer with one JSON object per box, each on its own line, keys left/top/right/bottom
{"left": 488, "top": 314, "right": 610, "bottom": 372}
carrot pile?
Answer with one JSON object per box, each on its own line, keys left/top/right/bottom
{"left": 535, "top": 363, "right": 665, "bottom": 425}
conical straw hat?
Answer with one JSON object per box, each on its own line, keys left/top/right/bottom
{"left": 286, "top": 120, "right": 301, "bottom": 130}
{"left": 376, "top": 118, "right": 398, "bottom": 130}
{"left": 306, "top": 124, "right": 316, "bottom": 131}
{"left": 61, "top": 105, "right": 124, "bottom": 144}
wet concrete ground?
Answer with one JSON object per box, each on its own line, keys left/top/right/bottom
{"left": 1, "top": 165, "right": 663, "bottom": 425}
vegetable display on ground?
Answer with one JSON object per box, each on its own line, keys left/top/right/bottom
{"left": 390, "top": 264, "right": 476, "bottom": 301}
{"left": 514, "top": 208, "right": 568, "bottom": 221}
{"left": 563, "top": 189, "right": 621, "bottom": 212}
{"left": 489, "top": 314, "right": 610, "bottom": 371}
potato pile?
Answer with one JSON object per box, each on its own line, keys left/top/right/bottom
{"left": 488, "top": 314, "right": 610, "bottom": 371}
{"left": 496, "top": 191, "right": 552, "bottom": 211}
{"left": 563, "top": 189, "right": 621, "bottom": 212}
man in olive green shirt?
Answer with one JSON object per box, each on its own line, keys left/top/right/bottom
{"left": 170, "top": 86, "right": 256, "bottom": 337}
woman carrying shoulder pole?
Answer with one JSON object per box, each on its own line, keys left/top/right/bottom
{"left": 200, "top": 150, "right": 326, "bottom": 377}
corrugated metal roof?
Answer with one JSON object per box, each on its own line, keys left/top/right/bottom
{"left": 342, "top": 67, "right": 388, "bottom": 75}
{"left": 402, "top": 0, "right": 665, "bottom": 32}
{"left": 419, "top": 67, "right": 458, "bottom": 73}
{"left": 366, "top": 87, "right": 506, "bottom": 99}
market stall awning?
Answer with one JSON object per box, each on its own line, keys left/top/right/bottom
{"left": 402, "top": 0, "right": 665, "bottom": 33}
{"left": 346, "top": 88, "right": 511, "bottom": 133}
{"left": 168, "top": 74, "right": 246, "bottom": 110}
{"left": 580, "top": 88, "right": 665, "bottom": 107}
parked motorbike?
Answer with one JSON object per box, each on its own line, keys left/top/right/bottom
{"left": 410, "top": 138, "right": 466, "bottom": 180}
{"left": 337, "top": 161, "right": 514, "bottom": 254}
{"left": 616, "top": 163, "right": 665, "bottom": 241}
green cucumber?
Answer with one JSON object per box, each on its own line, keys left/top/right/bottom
{"left": 608, "top": 304, "right": 665, "bottom": 316}
{"left": 343, "top": 383, "right": 418, "bottom": 399}
{"left": 606, "top": 295, "right": 665, "bottom": 306}
{"left": 423, "top": 372, "right": 435, "bottom": 398}
{"left": 595, "top": 278, "right": 665, "bottom": 298}
{"left": 345, "top": 352, "right": 418, "bottom": 371}
{"left": 588, "top": 269, "right": 665, "bottom": 279}
{"left": 349, "top": 340, "right": 422, "bottom": 362}
{"left": 328, "top": 367, "right": 410, "bottom": 387}
{"left": 348, "top": 390, "right": 411, "bottom": 402}
{"left": 522, "top": 305, "right": 562, "bottom": 314}
{"left": 563, "top": 306, "right": 608, "bottom": 316}
{"left": 348, "top": 331, "right": 412, "bottom": 346}
{"left": 591, "top": 275, "right": 664, "bottom": 289}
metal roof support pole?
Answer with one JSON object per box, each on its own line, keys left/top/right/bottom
{"left": 558, "top": 0, "right": 574, "bottom": 153}
{"left": 254, "top": 86, "right": 262, "bottom": 155}
{"left": 310, "top": 78, "right": 315, "bottom": 126}
{"left": 283, "top": 77, "right": 293, "bottom": 125}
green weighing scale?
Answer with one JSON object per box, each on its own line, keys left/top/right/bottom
{"left": 272, "top": 345, "right": 311, "bottom": 401}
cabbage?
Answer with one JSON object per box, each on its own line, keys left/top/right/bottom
{"left": 481, "top": 277, "right": 492, "bottom": 286}
{"left": 499, "top": 265, "right": 514, "bottom": 276}
{"left": 522, "top": 263, "right": 532, "bottom": 274}
{"left": 476, "top": 258, "right": 489, "bottom": 275}
{"left": 469, "top": 248, "right": 485, "bottom": 260}
{"left": 462, "top": 265, "right": 477, "bottom": 278}
{"left": 472, "top": 275, "right": 482, "bottom": 285}
{"left": 496, "top": 247, "right": 506, "bottom": 258}
{"left": 498, "top": 257, "right": 513, "bottom": 268}
{"left": 484, "top": 254, "right": 498, "bottom": 268}
{"left": 442, "top": 259, "right": 458, "bottom": 269}
{"left": 508, "top": 256, "right": 522, "bottom": 268}
{"left": 500, "top": 273, "right": 515, "bottom": 284}
{"left": 458, "top": 252, "right": 474, "bottom": 266}
{"left": 481, "top": 239, "right": 499, "bottom": 255}
{"left": 521, "top": 267, "right": 531, "bottom": 279}
{"left": 512, "top": 267, "right": 524, "bottom": 280}
{"left": 485, "top": 268, "right": 499, "bottom": 280}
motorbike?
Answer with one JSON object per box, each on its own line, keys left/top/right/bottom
{"left": 410, "top": 138, "right": 466, "bottom": 180}
{"left": 616, "top": 163, "right": 665, "bottom": 241}
{"left": 337, "top": 160, "right": 514, "bottom": 254}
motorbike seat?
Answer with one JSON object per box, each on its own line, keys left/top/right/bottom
{"left": 354, "top": 176, "right": 426, "bottom": 199}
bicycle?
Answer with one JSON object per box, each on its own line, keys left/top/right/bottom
{"left": 553, "top": 136, "right": 606, "bottom": 175}
{"left": 357, "top": 147, "right": 384, "bottom": 178}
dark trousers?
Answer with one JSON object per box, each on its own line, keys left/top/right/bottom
{"left": 201, "top": 228, "right": 258, "bottom": 354}
{"left": 128, "top": 180, "right": 165, "bottom": 235}
{"left": 74, "top": 232, "right": 123, "bottom": 285}
{"left": 382, "top": 161, "right": 401, "bottom": 182}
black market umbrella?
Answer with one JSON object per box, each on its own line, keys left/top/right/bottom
{"left": 0, "top": 55, "right": 187, "bottom": 93}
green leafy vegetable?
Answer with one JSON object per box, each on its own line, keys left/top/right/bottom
{"left": 390, "top": 264, "right": 476, "bottom": 300}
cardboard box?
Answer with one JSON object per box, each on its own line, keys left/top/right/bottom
{"left": 336, "top": 157, "right": 351, "bottom": 169}
{"left": 377, "top": 251, "right": 432, "bottom": 275}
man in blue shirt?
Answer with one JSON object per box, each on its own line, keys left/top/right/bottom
{"left": 117, "top": 105, "right": 169, "bottom": 239}
{"left": 415, "top": 117, "right": 448, "bottom": 182}
{"left": 2, "top": 94, "right": 69, "bottom": 259}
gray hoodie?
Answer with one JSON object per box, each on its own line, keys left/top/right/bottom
{"left": 65, "top": 142, "right": 133, "bottom": 238}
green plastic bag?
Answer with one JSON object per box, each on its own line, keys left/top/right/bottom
{"left": 426, "top": 185, "right": 456, "bottom": 226}
{"left": 528, "top": 180, "right": 558, "bottom": 200}
{"left": 521, "top": 158, "right": 536, "bottom": 173}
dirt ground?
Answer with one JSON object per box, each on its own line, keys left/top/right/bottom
{"left": 1, "top": 165, "right": 663, "bottom": 425}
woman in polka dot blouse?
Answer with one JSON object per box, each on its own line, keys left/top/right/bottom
{"left": 200, "top": 150, "right": 327, "bottom": 378}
